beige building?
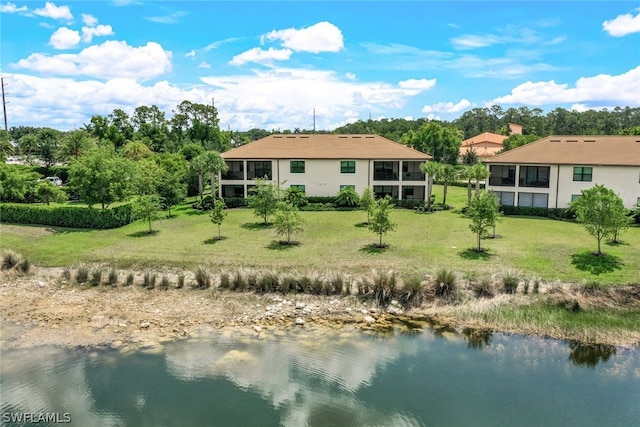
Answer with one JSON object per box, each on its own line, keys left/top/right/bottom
{"left": 219, "top": 134, "right": 432, "bottom": 200}
{"left": 459, "top": 123, "right": 523, "bottom": 161}
{"left": 484, "top": 135, "right": 640, "bottom": 209}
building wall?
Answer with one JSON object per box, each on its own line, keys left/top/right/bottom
{"left": 487, "top": 163, "right": 640, "bottom": 209}
{"left": 220, "top": 158, "right": 428, "bottom": 199}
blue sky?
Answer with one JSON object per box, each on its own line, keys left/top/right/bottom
{"left": 1, "top": 1, "right": 639, "bottom": 132}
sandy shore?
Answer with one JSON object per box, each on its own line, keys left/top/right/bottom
{"left": 1, "top": 268, "right": 639, "bottom": 351}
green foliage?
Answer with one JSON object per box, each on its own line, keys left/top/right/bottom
{"left": 57, "top": 130, "right": 95, "bottom": 161}
{"left": 502, "top": 270, "right": 520, "bottom": 294}
{"left": 122, "top": 140, "right": 153, "bottom": 160}
{"left": 248, "top": 178, "right": 281, "bottom": 225}
{"left": 571, "top": 185, "right": 629, "bottom": 255}
{"left": 35, "top": 181, "right": 67, "bottom": 205}
{"left": 400, "top": 273, "right": 424, "bottom": 306}
{"left": 132, "top": 194, "right": 161, "bottom": 233}
{"left": 68, "top": 147, "right": 134, "bottom": 209}
{"left": 210, "top": 198, "right": 227, "bottom": 239}
{"left": 368, "top": 196, "right": 396, "bottom": 247}
{"left": 473, "top": 276, "right": 495, "bottom": 298}
{"left": 284, "top": 187, "right": 308, "bottom": 207}
{"left": 273, "top": 201, "right": 304, "bottom": 244}
{"left": 76, "top": 264, "right": 89, "bottom": 283}
{"left": 420, "top": 162, "right": 440, "bottom": 210}
{"left": 359, "top": 187, "right": 375, "bottom": 223}
{"left": 133, "top": 158, "right": 163, "bottom": 195}
{"left": 334, "top": 186, "right": 360, "bottom": 207}
{"left": 439, "top": 164, "right": 457, "bottom": 206}
{"left": 194, "top": 265, "right": 212, "bottom": 289}
{"left": 91, "top": 268, "right": 103, "bottom": 286}
{"left": 0, "top": 164, "right": 39, "bottom": 202}
{"left": 0, "top": 203, "right": 136, "bottom": 228}
{"left": 400, "top": 122, "right": 463, "bottom": 164}
{"left": 501, "top": 134, "right": 540, "bottom": 152}
{"left": 108, "top": 268, "right": 118, "bottom": 286}
{"left": 467, "top": 190, "right": 499, "bottom": 252}
{"left": 434, "top": 267, "right": 457, "bottom": 299}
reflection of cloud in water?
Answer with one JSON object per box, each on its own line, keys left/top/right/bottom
{"left": 164, "top": 329, "right": 425, "bottom": 426}
{"left": 0, "top": 348, "right": 123, "bottom": 426}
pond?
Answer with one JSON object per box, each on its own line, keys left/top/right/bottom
{"left": 1, "top": 327, "right": 639, "bottom": 426}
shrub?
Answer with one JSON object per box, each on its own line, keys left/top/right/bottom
{"left": 400, "top": 273, "right": 424, "bottom": 306}
{"left": 219, "top": 271, "right": 231, "bottom": 289}
{"left": 307, "top": 271, "right": 325, "bottom": 295}
{"left": 108, "top": 268, "right": 118, "bottom": 286}
{"left": 284, "top": 187, "right": 308, "bottom": 207}
{"left": 1, "top": 250, "right": 21, "bottom": 270}
{"left": 334, "top": 187, "right": 360, "bottom": 208}
{"left": 279, "top": 273, "right": 296, "bottom": 294}
{"left": 434, "top": 268, "right": 457, "bottom": 299}
{"left": 143, "top": 270, "right": 157, "bottom": 289}
{"left": 328, "top": 272, "right": 349, "bottom": 296}
{"left": 194, "top": 265, "right": 211, "bottom": 289}
{"left": 0, "top": 203, "right": 136, "bottom": 229}
{"left": 159, "top": 275, "right": 171, "bottom": 290}
{"left": 370, "top": 269, "right": 397, "bottom": 305}
{"left": 125, "top": 272, "right": 134, "bottom": 287}
{"left": 231, "top": 268, "right": 248, "bottom": 291}
{"left": 76, "top": 264, "right": 89, "bottom": 283}
{"left": 257, "top": 270, "right": 280, "bottom": 293}
{"left": 17, "top": 258, "right": 31, "bottom": 274}
{"left": 90, "top": 268, "right": 102, "bottom": 286}
{"left": 473, "top": 276, "right": 495, "bottom": 298}
{"left": 502, "top": 270, "right": 520, "bottom": 294}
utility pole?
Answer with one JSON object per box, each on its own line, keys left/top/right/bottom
{"left": 1, "top": 77, "right": 8, "bottom": 135}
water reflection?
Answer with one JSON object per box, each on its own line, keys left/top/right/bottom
{"left": 568, "top": 342, "right": 617, "bottom": 368}
{"left": 462, "top": 328, "right": 493, "bottom": 351}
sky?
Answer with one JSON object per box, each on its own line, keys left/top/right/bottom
{"left": 1, "top": 1, "right": 639, "bottom": 132}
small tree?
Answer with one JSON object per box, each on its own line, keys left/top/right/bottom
{"left": 467, "top": 190, "right": 499, "bottom": 252}
{"left": 35, "top": 181, "right": 67, "bottom": 205}
{"left": 420, "top": 161, "right": 440, "bottom": 211}
{"left": 248, "top": 178, "right": 281, "bottom": 225}
{"left": 571, "top": 185, "right": 629, "bottom": 255}
{"left": 210, "top": 198, "right": 227, "bottom": 239}
{"left": 368, "top": 196, "right": 396, "bottom": 247}
{"left": 359, "top": 187, "right": 375, "bottom": 224}
{"left": 133, "top": 194, "right": 161, "bottom": 233}
{"left": 273, "top": 201, "right": 304, "bottom": 244}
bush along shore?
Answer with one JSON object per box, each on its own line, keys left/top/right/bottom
{"left": 1, "top": 252, "right": 639, "bottom": 350}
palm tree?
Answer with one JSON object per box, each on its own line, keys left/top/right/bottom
{"left": 439, "top": 164, "right": 457, "bottom": 206}
{"left": 57, "top": 130, "right": 95, "bottom": 162}
{"left": 470, "top": 163, "right": 490, "bottom": 196}
{"left": 202, "top": 151, "right": 228, "bottom": 200}
{"left": 420, "top": 161, "right": 441, "bottom": 211}
{"left": 190, "top": 154, "right": 209, "bottom": 204}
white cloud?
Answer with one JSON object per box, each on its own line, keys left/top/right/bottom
{"left": 205, "top": 37, "right": 241, "bottom": 51}
{"left": 422, "top": 99, "right": 473, "bottom": 114}
{"left": 185, "top": 50, "right": 196, "bottom": 58}
{"left": 603, "top": 11, "right": 640, "bottom": 36}
{"left": 81, "top": 24, "right": 114, "bottom": 43}
{"left": 198, "top": 62, "right": 211, "bottom": 69}
{"left": 230, "top": 47, "right": 292, "bottom": 66}
{"left": 397, "top": 78, "right": 436, "bottom": 91}
{"left": 81, "top": 13, "right": 98, "bottom": 26}
{"left": 345, "top": 72, "right": 356, "bottom": 80}
{"left": 13, "top": 40, "right": 172, "bottom": 80}
{"left": 490, "top": 66, "right": 640, "bottom": 106}
{"left": 263, "top": 21, "right": 344, "bottom": 53}
{"left": 145, "top": 10, "right": 187, "bottom": 24}
{"left": 0, "top": 2, "right": 28, "bottom": 13}
{"left": 49, "top": 27, "right": 80, "bottom": 49}
{"left": 34, "top": 2, "right": 72, "bottom": 21}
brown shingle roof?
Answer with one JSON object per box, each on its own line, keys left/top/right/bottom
{"left": 222, "top": 134, "right": 432, "bottom": 160}
{"left": 484, "top": 135, "right": 640, "bottom": 166}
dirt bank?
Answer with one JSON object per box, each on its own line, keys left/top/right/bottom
{"left": 1, "top": 268, "right": 639, "bottom": 351}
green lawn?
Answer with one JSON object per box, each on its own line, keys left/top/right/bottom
{"left": 2, "top": 185, "right": 639, "bottom": 284}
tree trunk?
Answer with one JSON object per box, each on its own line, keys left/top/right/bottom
{"left": 477, "top": 231, "right": 481, "bottom": 252}
{"left": 467, "top": 179, "right": 472, "bottom": 204}
{"left": 198, "top": 175, "right": 204, "bottom": 204}
{"left": 379, "top": 232, "right": 383, "bottom": 247}
{"left": 218, "top": 224, "right": 221, "bottom": 239}
{"left": 147, "top": 217, "right": 152, "bottom": 233}
{"left": 443, "top": 183, "right": 448, "bottom": 206}
{"left": 210, "top": 172, "right": 216, "bottom": 201}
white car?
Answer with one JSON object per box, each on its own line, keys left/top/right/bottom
{"left": 43, "top": 176, "right": 63, "bottom": 186}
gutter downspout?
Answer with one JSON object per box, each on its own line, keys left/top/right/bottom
{"left": 555, "top": 164, "right": 560, "bottom": 208}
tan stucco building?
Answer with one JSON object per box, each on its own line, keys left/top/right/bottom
{"left": 219, "top": 134, "right": 432, "bottom": 200}
{"left": 484, "top": 135, "right": 640, "bottom": 209}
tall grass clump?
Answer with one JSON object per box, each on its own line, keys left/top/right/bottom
{"left": 400, "top": 273, "right": 424, "bottom": 306}
{"left": 1, "top": 250, "right": 21, "bottom": 270}
{"left": 62, "top": 266, "right": 72, "bottom": 281}
{"left": 194, "top": 265, "right": 212, "bottom": 289}
{"left": 231, "top": 268, "right": 248, "bottom": 291}
{"left": 219, "top": 271, "right": 231, "bottom": 289}
{"left": 502, "top": 269, "right": 520, "bottom": 294}
{"left": 473, "top": 276, "right": 495, "bottom": 298}
{"left": 17, "top": 258, "right": 31, "bottom": 274}
{"left": 159, "top": 275, "right": 171, "bottom": 290}
{"left": 369, "top": 269, "right": 397, "bottom": 305}
{"left": 143, "top": 270, "right": 157, "bottom": 289}
{"left": 328, "top": 272, "right": 350, "bottom": 296}
{"left": 125, "top": 272, "right": 134, "bottom": 287}
{"left": 76, "top": 264, "right": 89, "bottom": 284}
{"left": 434, "top": 267, "right": 457, "bottom": 299}
{"left": 307, "top": 271, "right": 326, "bottom": 295}
{"left": 532, "top": 276, "right": 541, "bottom": 294}
{"left": 108, "top": 268, "right": 118, "bottom": 286}
{"left": 90, "top": 268, "right": 103, "bottom": 286}
{"left": 279, "top": 272, "right": 297, "bottom": 294}
{"left": 257, "top": 270, "right": 280, "bottom": 293}
{"left": 177, "top": 274, "right": 185, "bottom": 289}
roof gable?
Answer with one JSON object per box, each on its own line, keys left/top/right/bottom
{"left": 222, "top": 134, "right": 432, "bottom": 160}
{"left": 461, "top": 132, "right": 506, "bottom": 147}
{"left": 484, "top": 135, "right": 640, "bottom": 166}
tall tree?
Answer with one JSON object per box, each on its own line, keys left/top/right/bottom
{"left": 203, "top": 151, "right": 228, "bottom": 200}
{"left": 401, "top": 122, "right": 463, "bottom": 164}
{"left": 368, "top": 196, "right": 396, "bottom": 247}
{"left": 35, "top": 128, "right": 61, "bottom": 170}
{"left": 439, "top": 164, "right": 457, "bottom": 206}
{"left": 470, "top": 163, "right": 490, "bottom": 196}
{"left": 58, "top": 130, "right": 95, "bottom": 162}
{"left": 571, "top": 185, "right": 629, "bottom": 255}
{"left": 467, "top": 190, "right": 499, "bottom": 252}
{"left": 420, "top": 161, "right": 441, "bottom": 211}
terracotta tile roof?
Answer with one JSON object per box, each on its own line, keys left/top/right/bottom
{"left": 484, "top": 135, "right": 640, "bottom": 166}
{"left": 222, "top": 134, "right": 432, "bottom": 160}
{"left": 460, "top": 132, "right": 507, "bottom": 148}
{"left": 460, "top": 144, "right": 504, "bottom": 159}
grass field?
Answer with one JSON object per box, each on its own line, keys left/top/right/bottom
{"left": 1, "top": 185, "right": 639, "bottom": 284}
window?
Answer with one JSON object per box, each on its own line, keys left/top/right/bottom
{"left": 519, "top": 166, "right": 550, "bottom": 188}
{"left": 340, "top": 161, "right": 356, "bottom": 174}
{"left": 402, "top": 185, "right": 425, "bottom": 200}
{"left": 573, "top": 166, "right": 592, "bottom": 182}
{"left": 518, "top": 192, "right": 549, "bottom": 207}
{"left": 494, "top": 191, "right": 515, "bottom": 206}
{"left": 571, "top": 194, "right": 581, "bottom": 202}
{"left": 247, "top": 161, "right": 272, "bottom": 180}
{"left": 402, "top": 161, "right": 425, "bottom": 181}
{"left": 373, "top": 161, "right": 399, "bottom": 181}
{"left": 373, "top": 185, "right": 399, "bottom": 198}
{"left": 340, "top": 185, "right": 355, "bottom": 191}
{"left": 290, "top": 160, "right": 305, "bottom": 174}
{"left": 222, "top": 161, "right": 244, "bottom": 180}
{"left": 290, "top": 184, "right": 305, "bottom": 192}
{"left": 222, "top": 185, "right": 245, "bottom": 198}
{"left": 489, "top": 165, "right": 516, "bottom": 186}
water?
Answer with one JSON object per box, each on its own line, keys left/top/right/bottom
{"left": 1, "top": 327, "right": 639, "bottom": 426}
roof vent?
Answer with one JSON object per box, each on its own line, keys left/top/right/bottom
{"left": 584, "top": 139, "right": 596, "bottom": 142}
{"left": 338, "top": 136, "right": 348, "bottom": 138}
{"left": 352, "top": 136, "right": 361, "bottom": 138}
{"left": 300, "top": 136, "right": 309, "bottom": 139}
{"left": 274, "top": 136, "right": 283, "bottom": 139}
{"left": 567, "top": 139, "right": 578, "bottom": 142}
{"left": 286, "top": 136, "right": 296, "bottom": 138}
{"left": 365, "top": 136, "right": 375, "bottom": 138}
{"left": 550, "top": 139, "right": 561, "bottom": 142}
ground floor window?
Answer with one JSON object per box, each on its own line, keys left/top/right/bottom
{"left": 402, "top": 185, "right": 425, "bottom": 200}
{"left": 571, "top": 194, "right": 581, "bottom": 202}
{"left": 290, "top": 184, "right": 305, "bottom": 192}
{"left": 493, "top": 191, "right": 515, "bottom": 206}
{"left": 518, "top": 192, "right": 548, "bottom": 207}
{"left": 373, "top": 185, "right": 399, "bottom": 199}
{"left": 340, "top": 184, "right": 355, "bottom": 191}
{"left": 222, "top": 185, "right": 245, "bottom": 198}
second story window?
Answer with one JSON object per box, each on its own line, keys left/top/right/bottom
{"left": 573, "top": 166, "right": 592, "bottom": 182}
{"left": 341, "top": 160, "right": 356, "bottom": 174}
{"left": 290, "top": 160, "right": 305, "bottom": 174}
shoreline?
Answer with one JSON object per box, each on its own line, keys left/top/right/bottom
{"left": 1, "top": 268, "right": 639, "bottom": 351}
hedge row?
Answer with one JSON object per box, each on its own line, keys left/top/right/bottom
{"left": 0, "top": 203, "right": 137, "bottom": 229}
{"left": 499, "top": 205, "right": 576, "bottom": 219}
